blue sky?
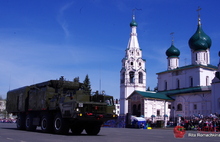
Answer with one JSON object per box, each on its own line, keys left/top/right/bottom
{"left": 0, "top": 0, "right": 220, "bottom": 99}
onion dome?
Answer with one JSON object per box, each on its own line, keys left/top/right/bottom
{"left": 188, "top": 18, "right": 212, "bottom": 51}
{"left": 130, "top": 15, "right": 138, "bottom": 27}
{"left": 166, "top": 44, "right": 180, "bottom": 57}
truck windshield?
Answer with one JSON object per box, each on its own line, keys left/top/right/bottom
{"left": 104, "top": 97, "right": 114, "bottom": 106}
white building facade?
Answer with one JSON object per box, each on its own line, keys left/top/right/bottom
{"left": 157, "top": 14, "right": 217, "bottom": 118}
{"left": 121, "top": 10, "right": 220, "bottom": 123}
{"left": 127, "top": 90, "right": 172, "bottom": 120}
{"left": 211, "top": 56, "right": 220, "bottom": 114}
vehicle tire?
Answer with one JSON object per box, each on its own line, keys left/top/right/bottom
{"left": 85, "top": 124, "right": 101, "bottom": 135}
{"left": 71, "top": 123, "right": 84, "bottom": 135}
{"left": 25, "top": 114, "right": 37, "bottom": 131}
{"left": 53, "top": 113, "right": 69, "bottom": 134}
{"left": 41, "top": 114, "right": 53, "bottom": 133}
{"left": 17, "top": 113, "right": 25, "bottom": 130}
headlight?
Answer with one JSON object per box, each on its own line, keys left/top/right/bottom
{"left": 113, "top": 109, "right": 116, "bottom": 113}
{"left": 76, "top": 108, "right": 80, "bottom": 112}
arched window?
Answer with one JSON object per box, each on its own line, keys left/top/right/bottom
{"left": 176, "top": 79, "right": 180, "bottom": 89}
{"left": 206, "top": 76, "right": 209, "bottom": 86}
{"left": 139, "top": 62, "right": 141, "bottom": 66}
{"left": 138, "top": 72, "right": 143, "bottom": 83}
{"left": 177, "top": 104, "right": 182, "bottom": 111}
{"left": 121, "top": 72, "right": 125, "bottom": 84}
{"left": 189, "top": 76, "right": 193, "bottom": 87}
{"left": 157, "top": 110, "right": 160, "bottom": 116}
{"left": 129, "top": 71, "right": 134, "bottom": 83}
{"left": 164, "top": 81, "right": 167, "bottom": 90}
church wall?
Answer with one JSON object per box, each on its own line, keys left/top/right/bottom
{"left": 211, "top": 82, "right": 220, "bottom": 114}
{"left": 199, "top": 68, "right": 216, "bottom": 86}
{"left": 157, "top": 67, "right": 215, "bottom": 92}
{"left": 172, "top": 92, "right": 212, "bottom": 117}
{"left": 120, "top": 86, "right": 137, "bottom": 115}
{"left": 142, "top": 99, "right": 171, "bottom": 119}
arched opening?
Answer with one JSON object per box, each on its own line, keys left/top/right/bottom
{"left": 132, "top": 104, "right": 137, "bottom": 115}
{"left": 177, "top": 104, "right": 182, "bottom": 111}
{"left": 129, "top": 71, "right": 135, "bottom": 83}
{"left": 138, "top": 72, "right": 143, "bottom": 83}
{"left": 190, "top": 76, "right": 193, "bottom": 87}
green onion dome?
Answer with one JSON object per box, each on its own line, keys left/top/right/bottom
{"left": 130, "top": 16, "right": 138, "bottom": 27}
{"left": 166, "top": 44, "right": 180, "bottom": 57}
{"left": 188, "top": 21, "right": 212, "bottom": 51}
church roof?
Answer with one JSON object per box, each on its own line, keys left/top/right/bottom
{"left": 158, "top": 86, "right": 211, "bottom": 96}
{"left": 127, "top": 86, "right": 211, "bottom": 101}
{"left": 157, "top": 64, "right": 217, "bottom": 75}
{"left": 127, "top": 90, "right": 174, "bottom": 101}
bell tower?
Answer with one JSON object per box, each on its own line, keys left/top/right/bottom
{"left": 120, "top": 14, "right": 146, "bottom": 115}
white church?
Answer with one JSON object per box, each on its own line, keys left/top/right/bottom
{"left": 119, "top": 10, "right": 220, "bottom": 123}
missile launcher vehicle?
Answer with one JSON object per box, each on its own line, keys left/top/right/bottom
{"left": 6, "top": 76, "right": 117, "bottom": 135}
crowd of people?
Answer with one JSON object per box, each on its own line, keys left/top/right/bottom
{"left": 178, "top": 113, "right": 220, "bottom": 132}
{"left": 0, "top": 118, "right": 16, "bottom": 123}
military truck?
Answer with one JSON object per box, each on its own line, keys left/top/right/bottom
{"left": 6, "top": 76, "right": 117, "bottom": 135}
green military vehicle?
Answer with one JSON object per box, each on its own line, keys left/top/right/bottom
{"left": 6, "top": 76, "right": 117, "bottom": 135}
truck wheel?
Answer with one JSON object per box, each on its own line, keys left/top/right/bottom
{"left": 25, "top": 114, "right": 37, "bottom": 131}
{"left": 53, "top": 113, "right": 69, "bottom": 134}
{"left": 41, "top": 115, "right": 53, "bottom": 133}
{"left": 71, "top": 124, "right": 84, "bottom": 135}
{"left": 17, "top": 113, "right": 25, "bottom": 130}
{"left": 85, "top": 124, "right": 101, "bottom": 135}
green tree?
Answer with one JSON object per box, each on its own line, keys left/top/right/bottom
{"left": 82, "top": 74, "right": 92, "bottom": 95}
{"left": 73, "top": 77, "right": 80, "bottom": 82}
{"left": 154, "top": 86, "right": 158, "bottom": 92}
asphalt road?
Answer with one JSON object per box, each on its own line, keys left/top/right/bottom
{"left": 0, "top": 123, "right": 220, "bottom": 142}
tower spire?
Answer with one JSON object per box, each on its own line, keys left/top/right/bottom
{"left": 132, "top": 9, "right": 135, "bottom": 19}
{"left": 197, "top": 6, "right": 202, "bottom": 25}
